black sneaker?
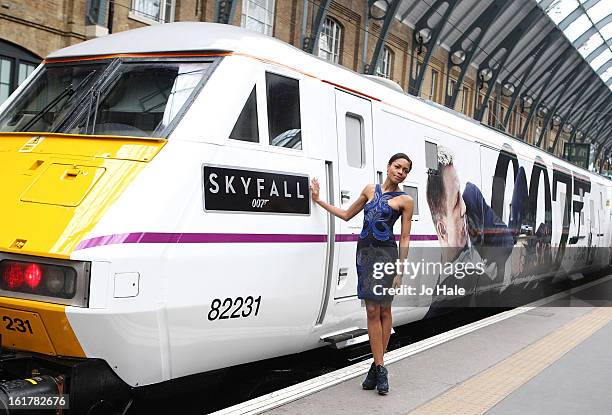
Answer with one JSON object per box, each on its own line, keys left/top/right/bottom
{"left": 361, "top": 362, "right": 377, "bottom": 390}
{"left": 376, "top": 364, "right": 389, "bottom": 395}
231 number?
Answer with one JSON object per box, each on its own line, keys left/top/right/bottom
{"left": 2, "top": 316, "right": 33, "bottom": 334}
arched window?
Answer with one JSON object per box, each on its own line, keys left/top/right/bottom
{"left": 0, "top": 40, "right": 40, "bottom": 105}
{"left": 376, "top": 46, "right": 393, "bottom": 79}
{"left": 241, "top": 0, "right": 275, "bottom": 36}
{"left": 318, "top": 17, "right": 342, "bottom": 64}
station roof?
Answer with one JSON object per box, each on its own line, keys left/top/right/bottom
{"left": 386, "top": 0, "right": 612, "bottom": 157}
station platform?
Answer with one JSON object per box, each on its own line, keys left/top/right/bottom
{"left": 212, "top": 275, "right": 612, "bottom": 415}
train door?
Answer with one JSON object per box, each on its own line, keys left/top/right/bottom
{"left": 596, "top": 187, "right": 603, "bottom": 248}
{"left": 333, "top": 90, "right": 374, "bottom": 299}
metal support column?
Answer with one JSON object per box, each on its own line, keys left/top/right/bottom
{"left": 500, "top": 32, "right": 561, "bottom": 130}
{"left": 519, "top": 48, "right": 571, "bottom": 142}
{"left": 302, "top": 0, "right": 332, "bottom": 54}
{"left": 407, "top": 0, "right": 459, "bottom": 96}
{"left": 214, "top": 0, "right": 238, "bottom": 24}
{"left": 474, "top": 7, "right": 542, "bottom": 122}
{"left": 365, "top": 0, "right": 402, "bottom": 74}
{"left": 537, "top": 64, "right": 585, "bottom": 149}
{"left": 444, "top": 0, "right": 508, "bottom": 110}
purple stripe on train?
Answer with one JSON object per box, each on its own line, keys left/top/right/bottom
{"left": 334, "top": 234, "right": 438, "bottom": 242}
{"left": 76, "top": 232, "right": 437, "bottom": 249}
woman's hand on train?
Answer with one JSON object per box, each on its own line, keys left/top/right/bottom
{"left": 310, "top": 178, "right": 320, "bottom": 202}
{"left": 392, "top": 275, "right": 402, "bottom": 289}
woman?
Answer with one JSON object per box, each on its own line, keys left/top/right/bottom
{"left": 310, "top": 153, "right": 413, "bottom": 395}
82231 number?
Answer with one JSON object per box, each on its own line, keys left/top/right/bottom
{"left": 208, "top": 296, "right": 261, "bottom": 321}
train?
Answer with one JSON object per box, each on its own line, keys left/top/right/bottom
{"left": 0, "top": 22, "right": 609, "bottom": 413}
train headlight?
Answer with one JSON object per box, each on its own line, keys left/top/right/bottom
{"left": 45, "top": 268, "right": 66, "bottom": 294}
{"left": 0, "top": 255, "right": 88, "bottom": 306}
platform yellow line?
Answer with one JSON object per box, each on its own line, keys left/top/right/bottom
{"left": 408, "top": 306, "right": 612, "bottom": 415}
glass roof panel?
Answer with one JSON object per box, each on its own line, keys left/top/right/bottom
{"left": 592, "top": 49, "right": 612, "bottom": 70}
{"left": 601, "top": 67, "right": 612, "bottom": 82}
{"left": 545, "top": 0, "right": 579, "bottom": 24}
{"left": 578, "top": 32, "right": 605, "bottom": 57}
{"left": 601, "top": 21, "right": 612, "bottom": 40}
{"left": 564, "top": 14, "right": 591, "bottom": 42}
{"left": 539, "top": 1, "right": 612, "bottom": 94}
{"left": 586, "top": 1, "right": 610, "bottom": 24}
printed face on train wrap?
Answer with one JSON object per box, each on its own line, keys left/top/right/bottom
{"left": 426, "top": 144, "right": 595, "bottom": 281}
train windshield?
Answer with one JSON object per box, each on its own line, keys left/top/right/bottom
{"left": 0, "top": 59, "right": 215, "bottom": 137}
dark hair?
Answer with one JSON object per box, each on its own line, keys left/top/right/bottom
{"left": 426, "top": 169, "right": 446, "bottom": 224}
{"left": 388, "top": 153, "right": 412, "bottom": 172}
{"left": 426, "top": 147, "right": 454, "bottom": 224}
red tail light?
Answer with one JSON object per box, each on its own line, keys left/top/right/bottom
{"left": 24, "top": 264, "right": 42, "bottom": 288}
{"left": 0, "top": 260, "right": 76, "bottom": 298}
{"left": 3, "top": 263, "right": 25, "bottom": 289}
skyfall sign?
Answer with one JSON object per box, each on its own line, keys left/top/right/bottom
{"left": 203, "top": 165, "right": 310, "bottom": 214}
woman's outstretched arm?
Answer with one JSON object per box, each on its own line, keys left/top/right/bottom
{"left": 310, "top": 178, "right": 371, "bottom": 222}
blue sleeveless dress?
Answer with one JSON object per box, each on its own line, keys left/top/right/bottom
{"left": 356, "top": 183, "right": 406, "bottom": 302}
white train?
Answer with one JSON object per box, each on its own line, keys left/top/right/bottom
{"left": 0, "top": 22, "right": 609, "bottom": 411}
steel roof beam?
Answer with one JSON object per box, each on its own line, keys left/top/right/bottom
{"left": 365, "top": 0, "right": 403, "bottom": 75}
{"left": 573, "top": 91, "right": 611, "bottom": 131}
{"left": 539, "top": 64, "right": 591, "bottom": 108}
{"left": 408, "top": 0, "right": 460, "bottom": 96}
{"left": 579, "top": 99, "right": 612, "bottom": 139}
{"left": 540, "top": 64, "right": 586, "bottom": 149}
{"left": 443, "top": 0, "right": 508, "bottom": 110}
{"left": 474, "top": 6, "right": 543, "bottom": 122}
{"left": 302, "top": 0, "right": 332, "bottom": 53}
{"left": 548, "top": 73, "right": 594, "bottom": 153}
{"left": 519, "top": 48, "right": 572, "bottom": 142}
{"left": 500, "top": 30, "right": 561, "bottom": 130}
{"left": 569, "top": 89, "right": 610, "bottom": 142}
{"left": 526, "top": 56, "right": 579, "bottom": 100}
{"left": 563, "top": 84, "right": 608, "bottom": 134}
{"left": 520, "top": 45, "right": 571, "bottom": 97}
{"left": 583, "top": 101, "right": 612, "bottom": 140}
{"left": 214, "top": 0, "right": 237, "bottom": 24}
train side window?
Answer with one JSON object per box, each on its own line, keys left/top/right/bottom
{"left": 403, "top": 185, "right": 419, "bottom": 216}
{"left": 230, "top": 86, "right": 259, "bottom": 142}
{"left": 346, "top": 114, "right": 365, "bottom": 168}
{"left": 266, "top": 72, "right": 302, "bottom": 149}
{"left": 425, "top": 141, "right": 437, "bottom": 172}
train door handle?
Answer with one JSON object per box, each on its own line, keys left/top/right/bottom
{"left": 338, "top": 267, "right": 349, "bottom": 285}
{"left": 341, "top": 190, "right": 350, "bottom": 202}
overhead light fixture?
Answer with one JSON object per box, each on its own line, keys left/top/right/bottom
{"left": 537, "top": 106, "right": 548, "bottom": 118}
{"left": 563, "top": 123, "right": 573, "bottom": 133}
{"left": 479, "top": 68, "right": 493, "bottom": 83}
{"left": 416, "top": 28, "right": 432, "bottom": 44}
{"left": 502, "top": 83, "right": 515, "bottom": 96}
{"left": 522, "top": 95, "right": 534, "bottom": 109}
{"left": 552, "top": 115, "right": 562, "bottom": 126}
{"left": 576, "top": 130, "right": 584, "bottom": 140}
{"left": 370, "top": 1, "right": 388, "bottom": 19}
{"left": 451, "top": 50, "right": 466, "bottom": 66}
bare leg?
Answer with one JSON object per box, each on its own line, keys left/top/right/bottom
{"left": 365, "top": 300, "right": 384, "bottom": 365}
{"left": 380, "top": 303, "right": 393, "bottom": 356}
